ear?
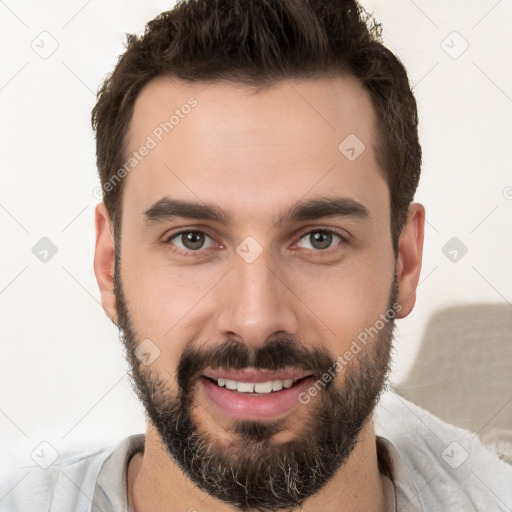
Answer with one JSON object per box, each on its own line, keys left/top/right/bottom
{"left": 395, "top": 203, "right": 425, "bottom": 319}
{"left": 93, "top": 202, "right": 117, "bottom": 325}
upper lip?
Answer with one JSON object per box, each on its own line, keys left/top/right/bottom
{"left": 202, "top": 367, "right": 314, "bottom": 383}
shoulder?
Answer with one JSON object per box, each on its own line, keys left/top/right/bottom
{"left": 0, "top": 443, "right": 116, "bottom": 512}
{"left": 374, "top": 389, "right": 512, "bottom": 512}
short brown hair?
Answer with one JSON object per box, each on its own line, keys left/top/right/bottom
{"left": 91, "top": 0, "right": 421, "bottom": 253}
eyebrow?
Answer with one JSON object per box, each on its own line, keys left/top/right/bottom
{"left": 143, "top": 196, "right": 370, "bottom": 227}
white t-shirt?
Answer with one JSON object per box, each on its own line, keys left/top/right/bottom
{"left": 1, "top": 389, "right": 511, "bottom": 511}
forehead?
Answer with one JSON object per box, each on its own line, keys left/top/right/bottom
{"left": 121, "top": 75, "right": 388, "bottom": 226}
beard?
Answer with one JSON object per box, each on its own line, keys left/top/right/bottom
{"left": 113, "top": 250, "right": 396, "bottom": 511}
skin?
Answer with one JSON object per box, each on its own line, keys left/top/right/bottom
{"left": 94, "top": 75, "right": 424, "bottom": 511}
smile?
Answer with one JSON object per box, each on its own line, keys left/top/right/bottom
{"left": 203, "top": 376, "right": 311, "bottom": 394}
{"left": 200, "top": 371, "right": 315, "bottom": 420}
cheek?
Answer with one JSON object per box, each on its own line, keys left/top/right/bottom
{"left": 285, "top": 253, "right": 394, "bottom": 355}
{"left": 119, "top": 250, "right": 226, "bottom": 361}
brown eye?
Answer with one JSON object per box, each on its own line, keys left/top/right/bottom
{"left": 167, "top": 231, "right": 214, "bottom": 251}
{"left": 297, "top": 230, "right": 342, "bottom": 251}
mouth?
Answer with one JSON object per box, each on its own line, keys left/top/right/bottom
{"left": 202, "top": 375, "right": 312, "bottom": 395}
{"left": 199, "top": 369, "right": 315, "bottom": 420}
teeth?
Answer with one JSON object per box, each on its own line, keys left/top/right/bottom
{"left": 212, "top": 377, "right": 303, "bottom": 393}
{"left": 237, "top": 382, "right": 254, "bottom": 393}
{"left": 272, "top": 380, "right": 283, "bottom": 391}
{"left": 282, "top": 379, "right": 294, "bottom": 389}
{"left": 225, "top": 379, "right": 238, "bottom": 390}
{"left": 254, "top": 381, "right": 273, "bottom": 393}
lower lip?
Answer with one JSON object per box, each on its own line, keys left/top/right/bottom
{"left": 200, "top": 376, "right": 313, "bottom": 421}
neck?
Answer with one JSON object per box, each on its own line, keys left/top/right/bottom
{"left": 128, "top": 415, "right": 389, "bottom": 512}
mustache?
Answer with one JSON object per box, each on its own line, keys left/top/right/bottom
{"left": 176, "top": 336, "right": 337, "bottom": 390}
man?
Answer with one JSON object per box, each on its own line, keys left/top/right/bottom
{"left": 2, "top": 0, "right": 511, "bottom": 511}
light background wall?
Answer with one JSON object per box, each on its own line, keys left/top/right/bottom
{"left": 1, "top": 0, "right": 511, "bottom": 469}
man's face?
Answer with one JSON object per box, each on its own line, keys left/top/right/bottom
{"left": 112, "top": 75, "right": 399, "bottom": 509}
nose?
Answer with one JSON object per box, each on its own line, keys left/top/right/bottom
{"left": 215, "top": 247, "right": 299, "bottom": 349}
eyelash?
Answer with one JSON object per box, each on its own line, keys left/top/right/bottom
{"left": 163, "top": 228, "right": 347, "bottom": 257}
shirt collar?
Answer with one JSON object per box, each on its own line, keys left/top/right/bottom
{"left": 377, "top": 435, "right": 424, "bottom": 511}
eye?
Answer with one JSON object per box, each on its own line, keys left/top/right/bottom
{"left": 296, "top": 230, "right": 343, "bottom": 251}
{"left": 165, "top": 230, "right": 216, "bottom": 252}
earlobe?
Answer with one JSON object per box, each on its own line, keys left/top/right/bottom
{"left": 93, "top": 202, "right": 118, "bottom": 325}
{"left": 395, "top": 203, "right": 425, "bottom": 319}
